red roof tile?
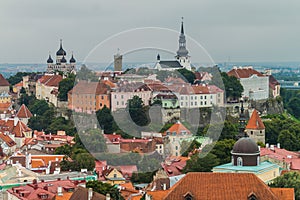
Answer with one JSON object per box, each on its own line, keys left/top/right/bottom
{"left": 69, "top": 80, "right": 110, "bottom": 95}
{"left": 16, "top": 104, "right": 33, "bottom": 118}
{"left": 227, "top": 67, "right": 265, "bottom": 79}
{"left": 38, "top": 75, "right": 62, "bottom": 87}
{"left": 0, "top": 74, "right": 9, "bottom": 86}
{"left": 246, "top": 109, "right": 265, "bottom": 130}
{"left": 163, "top": 173, "right": 293, "bottom": 200}
{"left": 271, "top": 188, "right": 294, "bottom": 200}
{"left": 0, "top": 132, "right": 16, "bottom": 147}
{"left": 164, "top": 121, "right": 191, "bottom": 136}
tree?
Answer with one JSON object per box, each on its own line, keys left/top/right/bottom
{"left": 127, "top": 96, "right": 149, "bottom": 126}
{"left": 58, "top": 74, "right": 75, "bottom": 101}
{"left": 220, "top": 72, "right": 243, "bottom": 101}
{"left": 210, "top": 139, "right": 236, "bottom": 165}
{"left": 278, "top": 130, "right": 299, "bottom": 151}
{"left": 177, "top": 68, "right": 196, "bottom": 84}
{"left": 96, "top": 106, "right": 116, "bottom": 134}
{"left": 76, "top": 65, "right": 97, "bottom": 81}
{"left": 7, "top": 72, "right": 31, "bottom": 85}
{"left": 269, "top": 171, "right": 300, "bottom": 200}
{"left": 79, "top": 129, "right": 107, "bottom": 154}
{"left": 181, "top": 139, "right": 201, "bottom": 157}
{"left": 183, "top": 153, "right": 220, "bottom": 173}
{"left": 86, "top": 180, "right": 123, "bottom": 200}
{"left": 287, "top": 97, "right": 300, "bottom": 119}
{"left": 28, "top": 99, "right": 52, "bottom": 116}
{"left": 203, "top": 121, "right": 238, "bottom": 141}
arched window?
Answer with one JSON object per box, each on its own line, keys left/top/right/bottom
{"left": 237, "top": 157, "right": 243, "bottom": 166}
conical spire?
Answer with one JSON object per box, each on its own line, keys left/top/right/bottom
{"left": 181, "top": 17, "right": 184, "bottom": 34}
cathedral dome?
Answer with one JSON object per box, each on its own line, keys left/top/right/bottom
{"left": 47, "top": 55, "right": 53, "bottom": 63}
{"left": 61, "top": 55, "right": 67, "bottom": 63}
{"left": 232, "top": 137, "right": 259, "bottom": 154}
{"left": 70, "top": 54, "right": 76, "bottom": 63}
{"left": 56, "top": 40, "right": 66, "bottom": 56}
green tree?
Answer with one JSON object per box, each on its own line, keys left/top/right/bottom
{"left": 177, "top": 68, "right": 196, "bottom": 84}
{"left": 278, "top": 130, "right": 299, "bottom": 151}
{"left": 183, "top": 153, "right": 220, "bottom": 173}
{"left": 210, "top": 139, "right": 236, "bottom": 165}
{"left": 96, "top": 106, "right": 116, "bottom": 134}
{"left": 76, "top": 65, "right": 97, "bottom": 81}
{"left": 7, "top": 72, "right": 31, "bottom": 85}
{"left": 28, "top": 99, "right": 51, "bottom": 116}
{"left": 181, "top": 139, "right": 201, "bottom": 157}
{"left": 58, "top": 74, "right": 75, "bottom": 101}
{"left": 221, "top": 72, "right": 243, "bottom": 101}
{"left": 269, "top": 171, "right": 300, "bottom": 200}
{"left": 127, "top": 96, "right": 149, "bottom": 126}
{"left": 203, "top": 121, "right": 238, "bottom": 141}
{"left": 86, "top": 180, "right": 123, "bottom": 200}
{"left": 287, "top": 97, "right": 300, "bottom": 119}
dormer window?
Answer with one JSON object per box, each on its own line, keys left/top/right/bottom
{"left": 184, "top": 192, "right": 193, "bottom": 200}
{"left": 248, "top": 192, "right": 258, "bottom": 200}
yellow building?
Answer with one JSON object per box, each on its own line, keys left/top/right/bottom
{"left": 102, "top": 167, "right": 126, "bottom": 185}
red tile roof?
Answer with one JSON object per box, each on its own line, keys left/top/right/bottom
{"left": 246, "top": 109, "right": 265, "bottom": 130}
{"left": 0, "top": 132, "right": 16, "bottom": 147}
{"left": 164, "top": 121, "right": 191, "bottom": 136}
{"left": 227, "top": 67, "right": 265, "bottom": 79}
{"left": 271, "top": 188, "right": 294, "bottom": 200}
{"left": 0, "top": 118, "right": 31, "bottom": 138}
{"left": 269, "top": 75, "right": 280, "bottom": 90}
{"left": 260, "top": 147, "right": 300, "bottom": 170}
{"left": 163, "top": 172, "right": 293, "bottom": 200}
{"left": 8, "top": 185, "right": 56, "bottom": 200}
{"left": 38, "top": 75, "right": 62, "bottom": 87}
{"left": 0, "top": 102, "right": 12, "bottom": 112}
{"left": 0, "top": 74, "right": 9, "bottom": 86}
{"left": 70, "top": 186, "right": 106, "bottom": 200}
{"left": 16, "top": 104, "right": 33, "bottom": 118}
{"left": 14, "top": 81, "right": 23, "bottom": 87}
{"left": 161, "top": 156, "right": 188, "bottom": 177}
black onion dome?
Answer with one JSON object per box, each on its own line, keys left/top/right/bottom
{"left": 70, "top": 54, "right": 76, "bottom": 63}
{"left": 232, "top": 137, "right": 259, "bottom": 154}
{"left": 47, "top": 55, "right": 53, "bottom": 63}
{"left": 56, "top": 40, "right": 66, "bottom": 56}
{"left": 61, "top": 55, "right": 67, "bottom": 63}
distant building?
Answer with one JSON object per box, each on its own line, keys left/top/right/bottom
{"left": 46, "top": 39, "right": 76, "bottom": 74}
{"left": 163, "top": 121, "right": 193, "bottom": 156}
{"left": 245, "top": 109, "right": 265, "bottom": 144}
{"left": 154, "top": 19, "right": 191, "bottom": 71}
{"left": 269, "top": 74, "right": 281, "bottom": 98}
{"left": 114, "top": 51, "right": 123, "bottom": 72}
{"left": 68, "top": 80, "right": 113, "bottom": 113}
{"left": 110, "top": 81, "right": 151, "bottom": 112}
{"left": 0, "top": 74, "right": 10, "bottom": 94}
{"left": 36, "top": 74, "right": 63, "bottom": 107}
{"left": 213, "top": 137, "right": 280, "bottom": 183}
{"left": 227, "top": 66, "right": 269, "bottom": 100}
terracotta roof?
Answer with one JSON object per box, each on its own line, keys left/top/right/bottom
{"left": 164, "top": 121, "right": 191, "bottom": 136}
{"left": 147, "top": 190, "right": 170, "bottom": 199}
{"left": 0, "top": 74, "right": 9, "bottom": 86}
{"left": 246, "top": 109, "right": 265, "bottom": 130}
{"left": 37, "top": 179, "right": 76, "bottom": 194}
{"left": 112, "top": 165, "right": 138, "bottom": 178}
{"left": 227, "top": 67, "right": 265, "bottom": 79}
{"left": 0, "top": 132, "right": 16, "bottom": 147}
{"left": 70, "top": 186, "right": 106, "bottom": 200}
{"left": 0, "top": 102, "right": 12, "bottom": 112}
{"left": 161, "top": 157, "right": 188, "bottom": 177}
{"left": 16, "top": 104, "right": 33, "bottom": 118}
{"left": 14, "top": 81, "right": 23, "bottom": 87}
{"left": 271, "top": 188, "right": 294, "bottom": 200}
{"left": 38, "top": 75, "right": 62, "bottom": 87}
{"left": 69, "top": 81, "right": 110, "bottom": 95}
{"left": 260, "top": 147, "right": 300, "bottom": 170}
{"left": 8, "top": 185, "right": 56, "bottom": 200}
{"left": 0, "top": 118, "right": 31, "bottom": 138}
{"left": 163, "top": 172, "right": 293, "bottom": 200}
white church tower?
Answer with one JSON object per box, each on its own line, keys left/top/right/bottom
{"left": 175, "top": 17, "right": 191, "bottom": 71}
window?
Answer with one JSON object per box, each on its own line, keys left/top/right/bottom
{"left": 251, "top": 131, "right": 253, "bottom": 135}
{"left": 237, "top": 157, "right": 243, "bottom": 166}
{"left": 184, "top": 193, "right": 193, "bottom": 200}
{"left": 175, "top": 146, "right": 178, "bottom": 150}
{"left": 114, "top": 174, "right": 117, "bottom": 178}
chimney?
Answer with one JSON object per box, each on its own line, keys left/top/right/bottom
{"left": 88, "top": 188, "right": 93, "bottom": 200}
{"left": 14, "top": 117, "right": 18, "bottom": 126}
{"left": 106, "top": 193, "right": 111, "bottom": 200}
{"left": 277, "top": 143, "right": 280, "bottom": 149}
{"left": 57, "top": 186, "right": 63, "bottom": 196}
{"left": 266, "top": 143, "right": 269, "bottom": 148}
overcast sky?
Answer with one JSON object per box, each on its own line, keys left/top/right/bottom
{"left": 1, "top": 0, "right": 300, "bottom": 64}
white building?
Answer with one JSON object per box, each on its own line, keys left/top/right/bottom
{"left": 227, "top": 67, "right": 269, "bottom": 100}
{"left": 110, "top": 81, "right": 152, "bottom": 112}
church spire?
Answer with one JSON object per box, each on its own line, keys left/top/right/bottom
{"left": 176, "top": 17, "right": 189, "bottom": 57}
{"left": 181, "top": 17, "right": 184, "bottom": 34}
